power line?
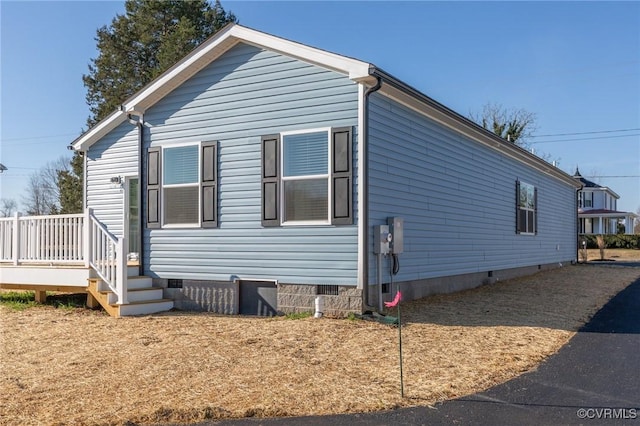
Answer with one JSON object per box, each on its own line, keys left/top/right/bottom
{"left": 530, "top": 127, "right": 640, "bottom": 138}
{"left": 1, "top": 132, "right": 80, "bottom": 142}
{"left": 584, "top": 175, "right": 640, "bottom": 178}
{"left": 531, "top": 133, "right": 640, "bottom": 144}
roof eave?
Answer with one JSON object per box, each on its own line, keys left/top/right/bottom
{"left": 71, "top": 111, "right": 127, "bottom": 151}
{"left": 71, "top": 24, "right": 374, "bottom": 151}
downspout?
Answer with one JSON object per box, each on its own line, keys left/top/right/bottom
{"left": 127, "top": 112, "right": 145, "bottom": 276}
{"left": 576, "top": 185, "right": 582, "bottom": 263}
{"left": 361, "top": 74, "right": 382, "bottom": 310}
{"left": 137, "top": 117, "right": 144, "bottom": 276}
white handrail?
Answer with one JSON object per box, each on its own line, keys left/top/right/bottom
{"left": 88, "top": 210, "right": 128, "bottom": 305}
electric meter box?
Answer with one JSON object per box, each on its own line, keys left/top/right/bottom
{"left": 374, "top": 224, "right": 390, "bottom": 255}
{"left": 387, "top": 217, "right": 404, "bottom": 254}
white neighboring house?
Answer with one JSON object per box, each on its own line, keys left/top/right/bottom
{"left": 574, "top": 168, "right": 637, "bottom": 234}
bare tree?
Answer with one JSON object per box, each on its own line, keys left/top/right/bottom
{"left": 470, "top": 103, "right": 537, "bottom": 146}
{"left": 0, "top": 198, "right": 17, "bottom": 217}
{"left": 635, "top": 208, "right": 640, "bottom": 235}
{"left": 469, "top": 103, "right": 561, "bottom": 164}
{"left": 22, "top": 156, "right": 70, "bottom": 215}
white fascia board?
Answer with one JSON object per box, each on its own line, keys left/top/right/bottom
{"left": 122, "top": 25, "right": 239, "bottom": 113}
{"left": 230, "top": 26, "right": 372, "bottom": 81}
{"left": 77, "top": 24, "right": 374, "bottom": 151}
{"left": 124, "top": 25, "right": 372, "bottom": 112}
{"left": 71, "top": 111, "right": 127, "bottom": 151}
{"left": 594, "top": 187, "right": 621, "bottom": 199}
{"left": 579, "top": 211, "right": 636, "bottom": 218}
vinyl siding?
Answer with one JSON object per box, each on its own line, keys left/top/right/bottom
{"left": 85, "top": 122, "right": 139, "bottom": 238}
{"left": 368, "top": 93, "right": 577, "bottom": 283}
{"left": 142, "top": 43, "right": 359, "bottom": 285}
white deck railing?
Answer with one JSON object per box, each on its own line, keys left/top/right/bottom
{"left": 0, "top": 210, "right": 128, "bottom": 304}
{"left": 0, "top": 213, "right": 84, "bottom": 263}
{"left": 87, "top": 212, "right": 128, "bottom": 304}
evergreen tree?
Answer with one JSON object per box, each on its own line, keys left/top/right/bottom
{"left": 58, "top": 152, "right": 84, "bottom": 213}
{"left": 58, "top": 0, "right": 237, "bottom": 213}
{"left": 83, "top": 0, "right": 237, "bottom": 125}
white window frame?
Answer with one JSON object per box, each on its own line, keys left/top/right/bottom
{"left": 161, "top": 142, "right": 201, "bottom": 228}
{"left": 517, "top": 181, "right": 536, "bottom": 235}
{"left": 584, "top": 192, "right": 593, "bottom": 208}
{"left": 279, "top": 128, "right": 332, "bottom": 226}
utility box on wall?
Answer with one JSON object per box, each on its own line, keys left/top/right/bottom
{"left": 374, "top": 224, "right": 391, "bottom": 254}
{"left": 387, "top": 217, "right": 404, "bottom": 254}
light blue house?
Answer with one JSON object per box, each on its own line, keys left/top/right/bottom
{"left": 65, "top": 24, "right": 581, "bottom": 316}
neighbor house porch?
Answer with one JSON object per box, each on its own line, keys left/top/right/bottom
{"left": 0, "top": 211, "right": 172, "bottom": 316}
{"left": 578, "top": 209, "right": 637, "bottom": 235}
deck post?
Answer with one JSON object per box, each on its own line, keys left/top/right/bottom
{"left": 115, "top": 237, "right": 128, "bottom": 305}
{"left": 12, "top": 212, "right": 19, "bottom": 265}
{"left": 34, "top": 290, "right": 47, "bottom": 303}
{"left": 83, "top": 209, "right": 91, "bottom": 268}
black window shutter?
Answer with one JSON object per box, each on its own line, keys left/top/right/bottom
{"left": 515, "top": 180, "right": 521, "bottom": 234}
{"left": 261, "top": 135, "right": 280, "bottom": 227}
{"left": 201, "top": 141, "right": 218, "bottom": 228}
{"left": 147, "top": 147, "right": 161, "bottom": 229}
{"left": 331, "top": 127, "right": 353, "bottom": 225}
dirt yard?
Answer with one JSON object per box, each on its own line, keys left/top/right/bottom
{"left": 1, "top": 262, "right": 639, "bottom": 426}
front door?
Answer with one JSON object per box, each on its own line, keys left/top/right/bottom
{"left": 124, "top": 176, "right": 140, "bottom": 262}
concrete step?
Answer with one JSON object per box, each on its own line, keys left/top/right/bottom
{"left": 117, "top": 299, "right": 174, "bottom": 316}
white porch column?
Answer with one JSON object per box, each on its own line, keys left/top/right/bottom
{"left": 597, "top": 217, "right": 603, "bottom": 234}
{"left": 12, "top": 212, "right": 20, "bottom": 265}
{"left": 115, "top": 237, "right": 128, "bottom": 305}
{"left": 626, "top": 216, "right": 634, "bottom": 234}
{"left": 83, "top": 209, "right": 92, "bottom": 268}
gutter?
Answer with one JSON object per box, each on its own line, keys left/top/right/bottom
{"left": 361, "top": 74, "right": 382, "bottom": 310}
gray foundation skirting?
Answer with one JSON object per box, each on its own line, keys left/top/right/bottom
{"left": 152, "top": 260, "right": 572, "bottom": 317}
{"left": 376, "top": 260, "right": 573, "bottom": 305}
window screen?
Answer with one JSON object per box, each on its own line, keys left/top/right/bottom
{"left": 282, "top": 131, "right": 329, "bottom": 223}
{"left": 163, "top": 145, "right": 199, "bottom": 225}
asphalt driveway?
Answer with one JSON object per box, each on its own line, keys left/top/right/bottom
{"left": 190, "top": 274, "right": 640, "bottom": 426}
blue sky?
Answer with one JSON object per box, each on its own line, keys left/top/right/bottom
{"left": 1, "top": 1, "right": 639, "bottom": 213}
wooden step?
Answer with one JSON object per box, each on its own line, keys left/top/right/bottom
{"left": 87, "top": 277, "right": 173, "bottom": 317}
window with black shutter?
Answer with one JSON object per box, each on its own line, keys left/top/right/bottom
{"left": 146, "top": 141, "right": 218, "bottom": 229}
{"left": 261, "top": 127, "right": 353, "bottom": 227}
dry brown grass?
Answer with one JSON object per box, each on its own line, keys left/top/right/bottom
{"left": 1, "top": 263, "right": 639, "bottom": 426}
{"left": 586, "top": 248, "right": 640, "bottom": 262}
